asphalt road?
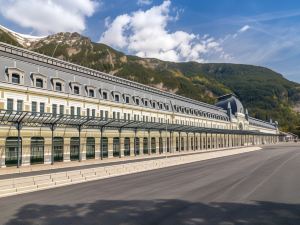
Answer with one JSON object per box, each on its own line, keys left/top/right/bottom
{"left": 0, "top": 143, "right": 299, "bottom": 225}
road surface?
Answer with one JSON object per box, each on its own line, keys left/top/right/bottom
{"left": 0, "top": 143, "right": 299, "bottom": 225}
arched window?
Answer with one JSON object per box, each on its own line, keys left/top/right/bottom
{"left": 86, "top": 137, "right": 95, "bottom": 159}
{"left": 101, "top": 137, "right": 108, "bottom": 158}
{"left": 5, "top": 137, "right": 22, "bottom": 166}
{"left": 151, "top": 137, "right": 156, "bottom": 153}
{"left": 113, "top": 137, "right": 120, "bottom": 157}
{"left": 70, "top": 137, "right": 80, "bottom": 161}
{"left": 53, "top": 137, "right": 63, "bottom": 162}
{"left": 134, "top": 137, "right": 140, "bottom": 155}
{"left": 124, "top": 137, "right": 130, "bottom": 156}
{"left": 143, "top": 137, "right": 148, "bottom": 154}
{"left": 30, "top": 137, "right": 44, "bottom": 164}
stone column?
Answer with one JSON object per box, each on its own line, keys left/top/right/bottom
{"left": 0, "top": 137, "right": 6, "bottom": 167}
{"left": 155, "top": 136, "right": 160, "bottom": 154}
{"left": 130, "top": 137, "right": 135, "bottom": 156}
{"left": 22, "top": 137, "right": 31, "bottom": 166}
{"left": 64, "top": 137, "right": 71, "bottom": 162}
{"left": 120, "top": 136, "right": 125, "bottom": 158}
{"left": 148, "top": 131, "right": 151, "bottom": 155}
{"left": 108, "top": 137, "right": 113, "bottom": 158}
{"left": 186, "top": 133, "right": 189, "bottom": 151}
{"left": 171, "top": 132, "right": 175, "bottom": 153}
{"left": 95, "top": 137, "right": 100, "bottom": 159}
{"left": 80, "top": 136, "right": 86, "bottom": 161}
{"left": 44, "top": 137, "right": 52, "bottom": 164}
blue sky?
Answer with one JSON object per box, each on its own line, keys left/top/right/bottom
{"left": 1, "top": 0, "right": 300, "bottom": 82}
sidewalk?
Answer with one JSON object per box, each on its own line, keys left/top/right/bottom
{"left": 0, "top": 145, "right": 264, "bottom": 180}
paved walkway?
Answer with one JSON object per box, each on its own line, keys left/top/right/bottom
{"left": 0, "top": 146, "right": 259, "bottom": 180}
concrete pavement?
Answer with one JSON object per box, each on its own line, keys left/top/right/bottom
{"left": 0, "top": 143, "right": 299, "bottom": 225}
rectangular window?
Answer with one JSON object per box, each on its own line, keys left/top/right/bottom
{"left": 100, "top": 110, "right": 103, "bottom": 119}
{"left": 32, "top": 101, "right": 37, "bottom": 113}
{"left": 92, "top": 109, "right": 95, "bottom": 118}
{"left": 17, "top": 100, "right": 23, "bottom": 112}
{"left": 128, "top": 114, "right": 130, "bottom": 121}
{"left": 124, "top": 113, "right": 127, "bottom": 121}
{"left": 87, "top": 108, "right": 90, "bottom": 118}
{"left": 125, "top": 96, "right": 129, "bottom": 103}
{"left": 113, "top": 112, "right": 116, "bottom": 119}
{"left": 71, "top": 106, "right": 75, "bottom": 118}
{"left": 52, "top": 104, "right": 57, "bottom": 116}
{"left": 7, "top": 99, "right": 13, "bottom": 111}
{"left": 77, "top": 107, "right": 81, "bottom": 118}
{"left": 40, "top": 102, "right": 45, "bottom": 114}
{"left": 105, "top": 111, "right": 108, "bottom": 120}
{"left": 117, "top": 112, "right": 120, "bottom": 120}
{"left": 59, "top": 105, "right": 64, "bottom": 115}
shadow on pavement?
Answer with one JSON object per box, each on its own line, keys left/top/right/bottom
{"left": 5, "top": 199, "right": 300, "bottom": 225}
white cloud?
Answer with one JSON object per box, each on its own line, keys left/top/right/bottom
{"left": 137, "top": 0, "right": 152, "bottom": 6}
{"left": 239, "top": 25, "right": 250, "bottom": 33}
{"left": 100, "top": 0, "right": 226, "bottom": 62}
{"left": 0, "top": 0, "right": 99, "bottom": 35}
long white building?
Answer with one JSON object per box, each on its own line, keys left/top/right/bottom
{"left": 0, "top": 42, "right": 279, "bottom": 168}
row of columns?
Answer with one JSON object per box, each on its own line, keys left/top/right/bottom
{"left": 0, "top": 127, "right": 279, "bottom": 167}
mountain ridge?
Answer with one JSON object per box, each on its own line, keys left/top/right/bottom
{"left": 0, "top": 26, "right": 299, "bottom": 135}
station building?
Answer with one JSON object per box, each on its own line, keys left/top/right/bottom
{"left": 0, "top": 42, "right": 279, "bottom": 168}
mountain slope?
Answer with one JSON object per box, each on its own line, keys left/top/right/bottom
{"left": 0, "top": 28, "right": 299, "bottom": 135}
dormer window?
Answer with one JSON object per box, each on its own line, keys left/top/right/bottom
{"left": 115, "top": 94, "right": 120, "bottom": 102}
{"left": 55, "top": 82, "right": 62, "bottom": 91}
{"left": 136, "top": 99, "right": 140, "bottom": 105}
{"left": 152, "top": 102, "right": 156, "bottom": 108}
{"left": 74, "top": 86, "right": 80, "bottom": 94}
{"left": 31, "top": 73, "right": 47, "bottom": 89}
{"left": 70, "top": 82, "right": 81, "bottom": 95}
{"left": 36, "top": 78, "right": 43, "bottom": 88}
{"left": 86, "top": 85, "right": 96, "bottom": 98}
{"left": 52, "top": 78, "right": 65, "bottom": 92}
{"left": 103, "top": 92, "right": 108, "bottom": 100}
{"left": 145, "top": 101, "right": 148, "bottom": 107}
{"left": 125, "top": 96, "right": 129, "bottom": 104}
{"left": 6, "top": 68, "right": 25, "bottom": 85}
{"left": 12, "top": 73, "right": 20, "bottom": 84}
{"left": 88, "top": 89, "right": 95, "bottom": 97}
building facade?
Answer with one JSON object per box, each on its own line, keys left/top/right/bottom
{"left": 0, "top": 42, "right": 279, "bottom": 168}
